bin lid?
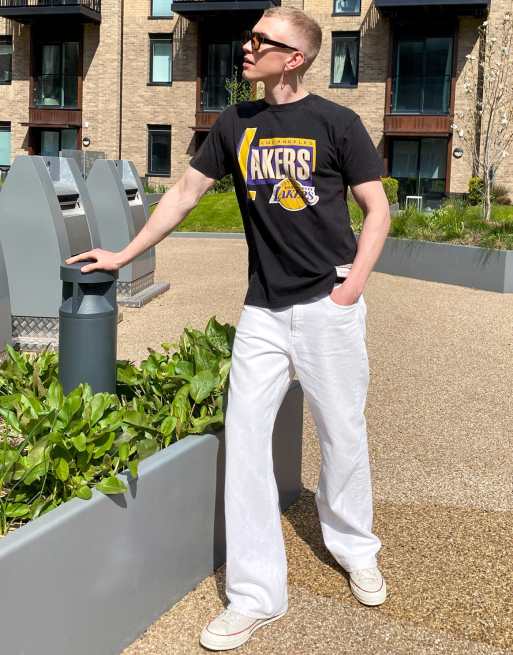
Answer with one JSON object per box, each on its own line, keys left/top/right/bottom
{"left": 61, "top": 261, "right": 119, "bottom": 283}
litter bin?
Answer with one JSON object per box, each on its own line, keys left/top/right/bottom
{"left": 59, "top": 261, "right": 118, "bottom": 395}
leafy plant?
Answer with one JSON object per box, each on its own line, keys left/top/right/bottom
{"left": 380, "top": 177, "right": 399, "bottom": 205}
{"left": 0, "top": 317, "right": 235, "bottom": 537}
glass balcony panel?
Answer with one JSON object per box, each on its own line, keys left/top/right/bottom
{"left": 392, "top": 75, "right": 451, "bottom": 114}
{"left": 34, "top": 74, "right": 79, "bottom": 107}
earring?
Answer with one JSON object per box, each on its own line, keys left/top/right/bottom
{"left": 280, "top": 68, "right": 286, "bottom": 90}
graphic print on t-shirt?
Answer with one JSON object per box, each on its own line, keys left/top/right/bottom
{"left": 237, "top": 128, "right": 319, "bottom": 212}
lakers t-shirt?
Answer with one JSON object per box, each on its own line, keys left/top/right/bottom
{"left": 189, "top": 93, "right": 385, "bottom": 309}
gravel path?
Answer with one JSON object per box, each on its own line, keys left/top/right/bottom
{"left": 120, "top": 236, "right": 513, "bottom": 655}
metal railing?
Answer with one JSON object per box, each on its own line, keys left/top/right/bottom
{"left": 391, "top": 75, "right": 451, "bottom": 114}
{"left": 0, "top": 0, "right": 100, "bottom": 11}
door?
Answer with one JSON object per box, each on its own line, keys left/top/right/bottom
{"left": 390, "top": 137, "right": 448, "bottom": 207}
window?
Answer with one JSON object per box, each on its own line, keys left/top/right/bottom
{"left": 333, "top": 0, "right": 361, "bottom": 15}
{"left": 148, "top": 125, "right": 171, "bottom": 176}
{"left": 151, "top": 0, "right": 172, "bottom": 18}
{"left": 0, "top": 123, "right": 10, "bottom": 166}
{"left": 149, "top": 35, "right": 172, "bottom": 84}
{"left": 0, "top": 37, "right": 12, "bottom": 84}
{"left": 331, "top": 33, "right": 359, "bottom": 87}
{"left": 392, "top": 36, "right": 453, "bottom": 114}
{"left": 34, "top": 42, "right": 79, "bottom": 107}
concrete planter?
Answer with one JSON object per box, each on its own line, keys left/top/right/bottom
{"left": 0, "top": 381, "right": 303, "bottom": 655}
{"left": 374, "top": 237, "right": 513, "bottom": 293}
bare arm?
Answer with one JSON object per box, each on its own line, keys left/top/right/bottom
{"left": 331, "top": 179, "right": 391, "bottom": 305}
{"left": 66, "top": 165, "right": 216, "bottom": 272}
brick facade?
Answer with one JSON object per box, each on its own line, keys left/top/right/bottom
{"left": 0, "top": 0, "right": 510, "bottom": 197}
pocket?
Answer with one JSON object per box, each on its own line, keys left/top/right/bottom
{"left": 325, "top": 283, "right": 360, "bottom": 310}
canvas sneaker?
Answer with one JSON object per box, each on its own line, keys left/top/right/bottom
{"left": 349, "top": 567, "right": 387, "bottom": 606}
{"left": 199, "top": 607, "right": 287, "bottom": 651}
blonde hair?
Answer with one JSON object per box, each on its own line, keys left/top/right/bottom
{"left": 263, "top": 6, "right": 322, "bottom": 72}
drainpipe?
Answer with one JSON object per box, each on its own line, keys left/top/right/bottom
{"left": 118, "top": 0, "right": 124, "bottom": 159}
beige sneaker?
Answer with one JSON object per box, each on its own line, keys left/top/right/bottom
{"left": 349, "top": 567, "right": 387, "bottom": 606}
{"left": 199, "top": 607, "right": 287, "bottom": 651}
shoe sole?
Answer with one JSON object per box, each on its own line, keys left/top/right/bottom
{"left": 199, "top": 609, "right": 287, "bottom": 651}
{"left": 350, "top": 578, "right": 387, "bottom": 606}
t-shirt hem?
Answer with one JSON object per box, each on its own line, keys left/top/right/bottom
{"left": 244, "top": 270, "right": 339, "bottom": 309}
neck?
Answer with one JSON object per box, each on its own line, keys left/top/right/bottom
{"left": 263, "top": 76, "right": 309, "bottom": 105}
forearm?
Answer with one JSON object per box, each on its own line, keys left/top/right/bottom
{"left": 346, "top": 209, "right": 391, "bottom": 294}
{"left": 117, "top": 183, "right": 197, "bottom": 267}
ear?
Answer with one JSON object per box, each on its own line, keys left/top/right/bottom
{"left": 284, "top": 50, "right": 306, "bottom": 72}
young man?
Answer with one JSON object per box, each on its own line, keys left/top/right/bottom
{"left": 67, "top": 6, "right": 390, "bottom": 652}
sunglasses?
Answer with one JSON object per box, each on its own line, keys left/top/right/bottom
{"left": 241, "top": 30, "right": 299, "bottom": 53}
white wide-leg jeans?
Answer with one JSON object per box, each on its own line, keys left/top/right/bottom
{"left": 224, "top": 284, "right": 382, "bottom": 619}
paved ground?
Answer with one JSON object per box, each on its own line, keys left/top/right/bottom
{"left": 120, "top": 236, "right": 513, "bottom": 655}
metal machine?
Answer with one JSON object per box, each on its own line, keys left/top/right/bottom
{"left": 86, "top": 159, "right": 169, "bottom": 307}
{"left": 0, "top": 155, "right": 101, "bottom": 350}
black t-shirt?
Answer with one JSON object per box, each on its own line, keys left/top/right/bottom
{"left": 189, "top": 93, "right": 384, "bottom": 309}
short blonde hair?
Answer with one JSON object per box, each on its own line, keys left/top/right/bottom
{"left": 263, "top": 6, "right": 322, "bottom": 72}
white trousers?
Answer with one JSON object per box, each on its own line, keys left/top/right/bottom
{"left": 224, "top": 284, "right": 382, "bottom": 619}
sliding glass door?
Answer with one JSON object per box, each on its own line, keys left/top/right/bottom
{"left": 390, "top": 137, "right": 448, "bottom": 206}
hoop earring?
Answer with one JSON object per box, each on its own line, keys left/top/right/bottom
{"left": 280, "top": 67, "right": 286, "bottom": 90}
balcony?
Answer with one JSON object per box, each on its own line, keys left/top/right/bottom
{"left": 391, "top": 75, "right": 452, "bottom": 115}
{"left": 171, "top": 0, "right": 279, "bottom": 19}
{"left": 0, "top": 0, "right": 101, "bottom": 23}
{"left": 374, "top": 0, "right": 489, "bottom": 17}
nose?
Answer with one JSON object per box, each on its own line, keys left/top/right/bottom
{"left": 242, "top": 39, "right": 252, "bottom": 55}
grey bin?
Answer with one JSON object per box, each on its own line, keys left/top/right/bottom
{"left": 86, "top": 159, "right": 170, "bottom": 307}
{"left": 0, "top": 242, "right": 12, "bottom": 355}
{"left": 59, "top": 262, "right": 118, "bottom": 395}
{"left": 0, "top": 155, "right": 101, "bottom": 351}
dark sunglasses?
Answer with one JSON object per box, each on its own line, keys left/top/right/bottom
{"left": 241, "top": 30, "right": 299, "bottom": 52}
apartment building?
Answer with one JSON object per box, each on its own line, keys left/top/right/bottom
{"left": 0, "top": 0, "right": 511, "bottom": 206}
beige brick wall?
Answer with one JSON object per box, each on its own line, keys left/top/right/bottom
{"left": 82, "top": 0, "right": 123, "bottom": 160}
{"left": 303, "top": 0, "right": 388, "bottom": 156}
{"left": 0, "top": 19, "right": 30, "bottom": 159}
{"left": 120, "top": 11, "right": 198, "bottom": 185}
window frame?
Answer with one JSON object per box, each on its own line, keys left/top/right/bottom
{"left": 0, "top": 122, "right": 11, "bottom": 167}
{"left": 0, "top": 36, "right": 13, "bottom": 85}
{"left": 330, "top": 31, "right": 360, "bottom": 88}
{"left": 147, "top": 124, "right": 171, "bottom": 177}
{"left": 149, "top": 0, "right": 173, "bottom": 19}
{"left": 148, "top": 33, "right": 173, "bottom": 86}
{"left": 332, "top": 0, "right": 361, "bottom": 16}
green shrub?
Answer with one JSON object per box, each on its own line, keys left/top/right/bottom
{"left": 0, "top": 317, "right": 235, "bottom": 536}
{"left": 468, "top": 176, "right": 484, "bottom": 205}
{"left": 491, "top": 183, "right": 511, "bottom": 205}
{"left": 210, "top": 175, "right": 235, "bottom": 194}
{"left": 381, "top": 177, "right": 399, "bottom": 205}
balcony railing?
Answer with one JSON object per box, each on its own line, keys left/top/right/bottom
{"left": 0, "top": 0, "right": 101, "bottom": 23}
{"left": 171, "top": 0, "right": 279, "bottom": 19}
{"left": 391, "top": 75, "right": 452, "bottom": 115}
{"left": 33, "top": 74, "right": 79, "bottom": 109}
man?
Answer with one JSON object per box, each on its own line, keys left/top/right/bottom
{"left": 67, "top": 6, "right": 391, "bottom": 652}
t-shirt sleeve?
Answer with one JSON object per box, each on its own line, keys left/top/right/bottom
{"left": 337, "top": 114, "right": 385, "bottom": 186}
{"left": 189, "top": 108, "right": 233, "bottom": 180}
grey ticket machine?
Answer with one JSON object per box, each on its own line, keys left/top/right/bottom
{"left": 0, "top": 242, "right": 12, "bottom": 355}
{"left": 86, "top": 159, "right": 169, "bottom": 307}
{"left": 0, "top": 155, "right": 101, "bottom": 350}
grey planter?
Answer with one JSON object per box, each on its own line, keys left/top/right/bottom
{"left": 374, "top": 236, "right": 513, "bottom": 293}
{"left": 0, "top": 381, "right": 303, "bottom": 655}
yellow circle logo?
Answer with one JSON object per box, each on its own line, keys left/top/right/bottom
{"left": 275, "top": 178, "right": 307, "bottom": 211}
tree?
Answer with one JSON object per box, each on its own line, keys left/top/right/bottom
{"left": 451, "top": 12, "right": 513, "bottom": 221}
{"left": 225, "top": 66, "right": 252, "bottom": 105}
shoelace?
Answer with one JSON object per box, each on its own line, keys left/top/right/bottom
{"left": 352, "top": 568, "right": 381, "bottom": 584}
